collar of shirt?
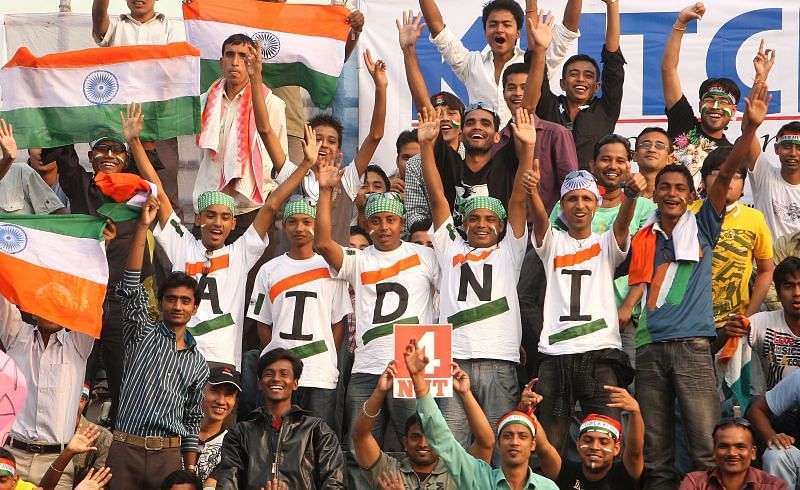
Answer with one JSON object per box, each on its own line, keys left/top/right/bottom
{"left": 725, "top": 200, "right": 741, "bottom": 218}
{"left": 119, "top": 12, "right": 166, "bottom": 25}
{"left": 33, "top": 327, "right": 67, "bottom": 347}
{"left": 557, "top": 95, "right": 595, "bottom": 115}
{"left": 707, "top": 466, "right": 761, "bottom": 488}
{"left": 398, "top": 455, "right": 449, "bottom": 476}
{"left": 480, "top": 44, "right": 526, "bottom": 67}
{"left": 156, "top": 322, "right": 198, "bottom": 350}
{"left": 493, "top": 467, "right": 539, "bottom": 488}
{"left": 222, "top": 81, "right": 249, "bottom": 103}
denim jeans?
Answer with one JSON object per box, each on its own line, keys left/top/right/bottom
{"left": 636, "top": 338, "right": 720, "bottom": 490}
{"left": 294, "top": 387, "right": 338, "bottom": 432}
{"left": 763, "top": 446, "right": 800, "bottom": 489}
{"left": 344, "top": 373, "right": 416, "bottom": 490}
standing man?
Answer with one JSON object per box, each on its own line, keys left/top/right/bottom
{"left": 629, "top": 82, "right": 770, "bottom": 489}
{"left": 633, "top": 127, "right": 672, "bottom": 199}
{"left": 211, "top": 348, "right": 345, "bottom": 488}
{"left": 107, "top": 195, "right": 209, "bottom": 488}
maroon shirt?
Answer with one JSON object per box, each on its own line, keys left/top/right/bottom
{"left": 680, "top": 466, "right": 788, "bottom": 490}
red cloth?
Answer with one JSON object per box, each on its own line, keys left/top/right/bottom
{"left": 629, "top": 223, "right": 657, "bottom": 286}
{"left": 93, "top": 173, "right": 150, "bottom": 202}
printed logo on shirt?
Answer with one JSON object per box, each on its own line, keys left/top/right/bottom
{"left": 772, "top": 200, "right": 800, "bottom": 225}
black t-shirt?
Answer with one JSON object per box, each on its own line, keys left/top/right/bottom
{"left": 555, "top": 461, "right": 638, "bottom": 490}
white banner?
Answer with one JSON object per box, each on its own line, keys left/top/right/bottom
{"left": 358, "top": 0, "right": 800, "bottom": 174}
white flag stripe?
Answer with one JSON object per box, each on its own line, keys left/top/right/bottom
{"left": 185, "top": 20, "right": 345, "bottom": 77}
{"left": 0, "top": 224, "right": 108, "bottom": 284}
{"left": 0, "top": 56, "right": 199, "bottom": 111}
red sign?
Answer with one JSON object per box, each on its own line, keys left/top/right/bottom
{"left": 393, "top": 324, "right": 452, "bottom": 398}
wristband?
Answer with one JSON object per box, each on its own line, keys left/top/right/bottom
{"left": 673, "top": 24, "right": 687, "bottom": 31}
{"left": 622, "top": 182, "right": 640, "bottom": 199}
{"left": 362, "top": 400, "right": 381, "bottom": 419}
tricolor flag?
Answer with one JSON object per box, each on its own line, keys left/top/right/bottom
{"left": 0, "top": 215, "right": 110, "bottom": 338}
{"left": 94, "top": 173, "right": 157, "bottom": 223}
{"left": 717, "top": 323, "right": 753, "bottom": 412}
{"left": 183, "top": 0, "right": 350, "bottom": 109}
{"left": 0, "top": 43, "right": 201, "bottom": 149}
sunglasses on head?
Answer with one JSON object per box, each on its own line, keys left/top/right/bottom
{"left": 713, "top": 417, "right": 754, "bottom": 437}
{"left": 365, "top": 192, "right": 402, "bottom": 203}
{"left": 288, "top": 194, "right": 317, "bottom": 207}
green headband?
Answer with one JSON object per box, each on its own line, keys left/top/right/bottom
{"left": 365, "top": 193, "right": 405, "bottom": 218}
{"left": 459, "top": 195, "right": 506, "bottom": 220}
{"left": 197, "top": 190, "right": 236, "bottom": 214}
{"left": 283, "top": 198, "right": 317, "bottom": 219}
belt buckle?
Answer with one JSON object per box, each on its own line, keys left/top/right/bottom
{"left": 28, "top": 444, "right": 42, "bottom": 454}
{"left": 144, "top": 436, "right": 163, "bottom": 451}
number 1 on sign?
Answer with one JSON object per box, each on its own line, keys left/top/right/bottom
{"left": 418, "top": 331, "right": 441, "bottom": 375}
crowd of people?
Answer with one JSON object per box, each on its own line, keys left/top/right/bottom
{"left": 1, "top": 0, "right": 800, "bottom": 488}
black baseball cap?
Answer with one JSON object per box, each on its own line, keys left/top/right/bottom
{"left": 430, "top": 91, "right": 466, "bottom": 116}
{"left": 208, "top": 366, "right": 242, "bottom": 392}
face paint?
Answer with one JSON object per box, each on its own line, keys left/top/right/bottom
{"left": 92, "top": 153, "right": 126, "bottom": 166}
{"left": 489, "top": 225, "right": 498, "bottom": 236}
{"left": 677, "top": 196, "right": 687, "bottom": 205}
{"left": 307, "top": 229, "right": 315, "bottom": 238}
{"left": 368, "top": 229, "right": 376, "bottom": 236}
{"left": 451, "top": 120, "right": 461, "bottom": 129}
{"left": 722, "top": 107, "right": 733, "bottom": 117}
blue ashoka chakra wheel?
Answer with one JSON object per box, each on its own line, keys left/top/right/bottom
{"left": 0, "top": 224, "right": 27, "bottom": 255}
{"left": 83, "top": 70, "right": 119, "bottom": 105}
{"left": 252, "top": 31, "right": 281, "bottom": 60}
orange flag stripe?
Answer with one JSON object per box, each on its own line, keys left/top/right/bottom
{"left": 269, "top": 268, "right": 331, "bottom": 302}
{"left": 553, "top": 243, "right": 601, "bottom": 270}
{"left": 361, "top": 255, "right": 421, "bottom": 285}
{"left": 185, "top": 255, "right": 230, "bottom": 276}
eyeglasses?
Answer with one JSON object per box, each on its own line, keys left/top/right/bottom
{"left": 638, "top": 141, "right": 667, "bottom": 151}
{"left": 564, "top": 170, "right": 596, "bottom": 182}
{"left": 365, "top": 192, "right": 402, "bottom": 203}
{"left": 288, "top": 194, "right": 317, "bottom": 207}
{"left": 93, "top": 144, "right": 126, "bottom": 154}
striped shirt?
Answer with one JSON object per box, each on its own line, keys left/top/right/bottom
{"left": 115, "top": 270, "right": 209, "bottom": 453}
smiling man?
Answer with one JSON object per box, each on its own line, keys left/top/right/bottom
{"left": 633, "top": 127, "right": 671, "bottom": 199}
{"left": 211, "top": 348, "right": 345, "bottom": 488}
{"left": 196, "top": 367, "right": 241, "bottom": 484}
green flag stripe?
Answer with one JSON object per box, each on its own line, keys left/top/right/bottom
{"left": 0, "top": 96, "right": 200, "bottom": 149}
{"left": 362, "top": 316, "right": 420, "bottom": 345}
{"left": 0, "top": 214, "right": 106, "bottom": 240}
{"left": 200, "top": 60, "right": 339, "bottom": 109}
{"left": 447, "top": 297, "right": 510, "bottom": 329}
{"left": 190, "top": 313, "right": 235, "bottom": 336}
{"left": 549, "top": 318, "right": 608, "bottom": 345}
{"left": 665, "top": 262, "right": 694, "bottom": 305}
{"left": 288, "top": 340, "right": 328, "bottom": 359}
{"left": 96, "top": 203, "right": 142, "bottom": 223}
{"left": 253, "top": 293, "right": 266, "bottom": 316}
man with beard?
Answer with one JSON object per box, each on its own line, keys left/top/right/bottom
{"left": 681, "top": 419, "right": 786, "bottom": 489}
{"left": 353, "top": 361, "right": 494, "bottom": 489}
{"left": 211, "top": 348, "right": 345, "bottom": 488}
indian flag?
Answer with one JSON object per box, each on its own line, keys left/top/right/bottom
{"left": 0, "top": 215, "right": 110, "bottom": 338}
{"left": 94, "top": 173, "right": 157, "bottom": 223}
{"left": 0, "top": 43, "right": 201, "bottom": 149}
{"left": 183, "top": 0, "right": 350, "bottom": 109}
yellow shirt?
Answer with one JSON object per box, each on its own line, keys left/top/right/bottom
{"left": 689, "top": 200, "right": 773, "bottom": 327}
{"left": 17, "top": 480, "right": 37, "bottom": 490}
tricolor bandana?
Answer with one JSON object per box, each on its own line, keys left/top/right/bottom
{"left": 496, "top": 411, "right": 537, "bottom": 437}
{"left": 89, "top": 129, "right": 127, "bottom": 149}
{"left": 283, "top": 194, "right": 317, "bottom": 219}
{"left": 197, "top": 190, "right": 236, "bottom": 215}
{"left": 702, "top": 86, "right": 737, "bottom": 106}
{"left": 365, "top": 192, "right": 405, "bottom": 218}
{"left": 777, "top": 131, "right": 800, "bottom": 145}
{"left": 81, "top": 384, "right": 90, "bottom": 400}
{"left": 0, "top": 458, "right": 15, "bottom": 477}
{"left": 579, "top": 414, "right": 622, "bottom": 440}
{"left": 458, "top": 195, "right": 507, "bottom": 220}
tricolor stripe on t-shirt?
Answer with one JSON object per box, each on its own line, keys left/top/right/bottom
{"left": 269, "top": 268, "right": 331, "bottom": 302}
{"left": 185, "top": 256, "right": 230, "bottom": 276}
{"left": 552, "top": 243, "right": 601, "bottom": 269}
{"left": 360, "top": 255, "right": 422, "bottom": 285}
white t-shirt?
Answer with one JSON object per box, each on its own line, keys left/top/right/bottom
{"left": 336, "top": 243, "right": 439, "bottom": 375}
{"left": 197, "top": 429, "right": 227, "bottom": 482}
{"left": 95, "top": 13, "right": 186, "bottom": 47}
{"left": 749, "top": 309, "right": 800, "bottom": 390}
{"left": 534, "top": 228, "right": 629, "bottom": 355}
{"left": 433, "top": 217, "right": 526, "bottom": 362}
{"left": 749, "top": 153, "right": 800, "bottom": 240}
{"left": 274, "top": 160, "right": 362, "bottom": 202}
{"left": 154, "top": 212, "right": 268, "bottom": 368}
{"left": 248, "top": 254, "right": 352, "bottom": 389}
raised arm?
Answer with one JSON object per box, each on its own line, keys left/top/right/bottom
{"left": 398, "top": 11, "right": 434, "bottom": 112}
{"left": 451, "top": 363, "right": 494, "bottom": 464}
{"left": 522, "top": 12, "right": 554, "bottom": 113}
{"left": 613, "top": 173, "right": 646, "bottom": 249}
{"left": 315, "top": 159, "right": 345, "bottom": 272}
{"left": 523, "top": 160, "right": 547, "bottom": 246}
{"left": 352, "top": 362, "right": 396, "bottom": 469}
{"left": 352, "top": 50, "right": 387, "bottom": 178}
{"left": 121, "top": 103, "right": 173, "bottom": 227}
{"left": 251, "top": 124, "right": 320, "bottom": 239}
{"left": 0, "top": 119, "right": 16, "bottom": 179}
{"left": 127, "top": 195, "right": 158, "bottom": 272}
{"left": 517, "top": 380, "right": 562, "bottom": 479}
{"left": 561, "top": 0, "right": 582, "bottom": 33}
{"left": 603, "top": 0, "right": 620, "bottom": 53}
{"left": 245, "top": 41, "right": 287, "bottom": 169}
{"left": 418, "top": 0, "right": 445, "bottom": 37}
{"left": 509, "top": 108, "right": 536, "bottom": 237}
{"left": 417, "top": 107, "right": 450, "bottom": 229}
{"left": 745, "top": 40, "right": 776, "bottom": 169}
{"left": 662, "top": 3, "right": 705, "bottom": 110}
{"left": 91, "top": 0, "right": 111, "bottom": 42}
{"left": 708, "top": 82, "right": 770, "bottom": 215}
{"left": 606, "top": 385, "right": 644, "bottom": 482}
{"left": 344, "top": 10, "right": 365, "bottom": 62}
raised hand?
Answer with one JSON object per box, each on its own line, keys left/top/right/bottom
{"left": 526, "top": 10, "right": 555, "bottom": 50}
{"left": 377, "top": 361, "right": 397, "bottom": 393}
{"left": 753, "top": 39, "right": 776, "bottom": 82}
{"left": 119, "top": 102, "right": 144, "bottom": 143}
{"left": 247, "top": 41, "right": 264, "bottom": 79}
{"left": 67, "top": 424, "right": 100, "bottom": 454}
{"left": 522, "top": 159, "right": 541, "bottom": 194}
{"left": 102, "top": 220, "right": 117, "bottom": 243}
{"left": 744, "top": 81, "right": 772, "bottom": 128}
{"left": 74, "top": 467, "right": 112, "bottom": 490}
{"left": 301, "top": 124, "right": 322, "bottom": 169}
{"left": 721, "top": 314, "right": 750, "bottom": 339}
{"left": 403, "top": 337, "right": 429, "bottom": 377}
{"left": 0, "top": 119, "right": 18, "bottom": 163}
{"left": 317, "top": 156, "right": 343, "bottom": 190}
{"left": 451, "top": 362, "right": 471, "bottom": 395}
{"left": 364, "top": 49, "right": 388, "bottom": 89}
{"left": 677, "top": 3, "right": 705, "bottom": 25}
{"left": 377, "top": 471, "right": 405, "bottom": 490}
{"left": 139, "top": 194, "right": 159, "bottom": 227}
{"left": 346, "top": 10, "right": 365, "bottom": 34}
{"left": 624, "top": 172, "right": 647, "bottom": 197}
{"left": 511, "top": 107, "right": 536, "bottom": 148}
{"left": 605, "top": 385, "right": 640, "bottom": 413}
{"left": 416, "top": 106, "right": 441, "bottom": 146}
{"left": 397, "top": 10, "right": 426, "bottom": 50}
{"left": 519, "top": 378, "right": 543, "bottom": 413}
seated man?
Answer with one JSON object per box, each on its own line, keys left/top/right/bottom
{"left": 0, "top": 448, "right": 37, "bottom": 490}
{"left": 404, "top": 338, "right": 558, "bottom": 489}
{"left": 681, "top": 418, "right": 787, "bottom": 490}
{"left": 211, "top": 348, "right": 344, "bottom": 488}
{"left": 352, "top": 361, "right": 494, "bottom": 489}
{"left": 197, "top": 367, "right": 242, "bottom": 484}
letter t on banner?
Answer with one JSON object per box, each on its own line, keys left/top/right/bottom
{"left": 393, "top": 325, "right": 453, "bottom": 398}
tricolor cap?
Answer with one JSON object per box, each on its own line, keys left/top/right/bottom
{"left": 197, "top": 190, "right": 236, "bottom": 215}
{"left": 283, "top": 194, "right": 317, "bottom": 219}
{"left": 701, "top": 85, "right": 737, "bottom": 105}
{"left": 81, "top": 383, "right": 90, "bottom": 400}
{"left": 560, "top": 170, "right": 603, "bottom": 202}
{"left": 579, "top": 413, "right": 622, "bottom": 440}
{"left": 776, "top": 130, "right": 800, "bottom": 145}
{"left": 458, "top": 195, "right": 507, "bottom": 220}
{"left": 89, "top": 128, "right": 127, "bottom": 149}
{"left": 430, "top": 91, "right": 465, "bottom": 115}
{"left": 365, "top": 192, "right": 405, "bottom": 218}
{"left": 0, "top": 457, "right": 15, "bottom": 477}
{"left": 496, "top": 411, "right": 537, "bottom": 437}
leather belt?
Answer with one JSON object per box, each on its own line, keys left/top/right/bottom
{"left": 9, "top": 438, "right": 63, "bottom": 454}
{"left": 112, "top": 431, "right": 181, "bottom": 451}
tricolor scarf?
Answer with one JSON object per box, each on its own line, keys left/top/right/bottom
{"left": 198, "top": 79, "right": 270, "bottom": 206}
{"left": 629, "top": 210, "right": 700, "bottom": 286}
